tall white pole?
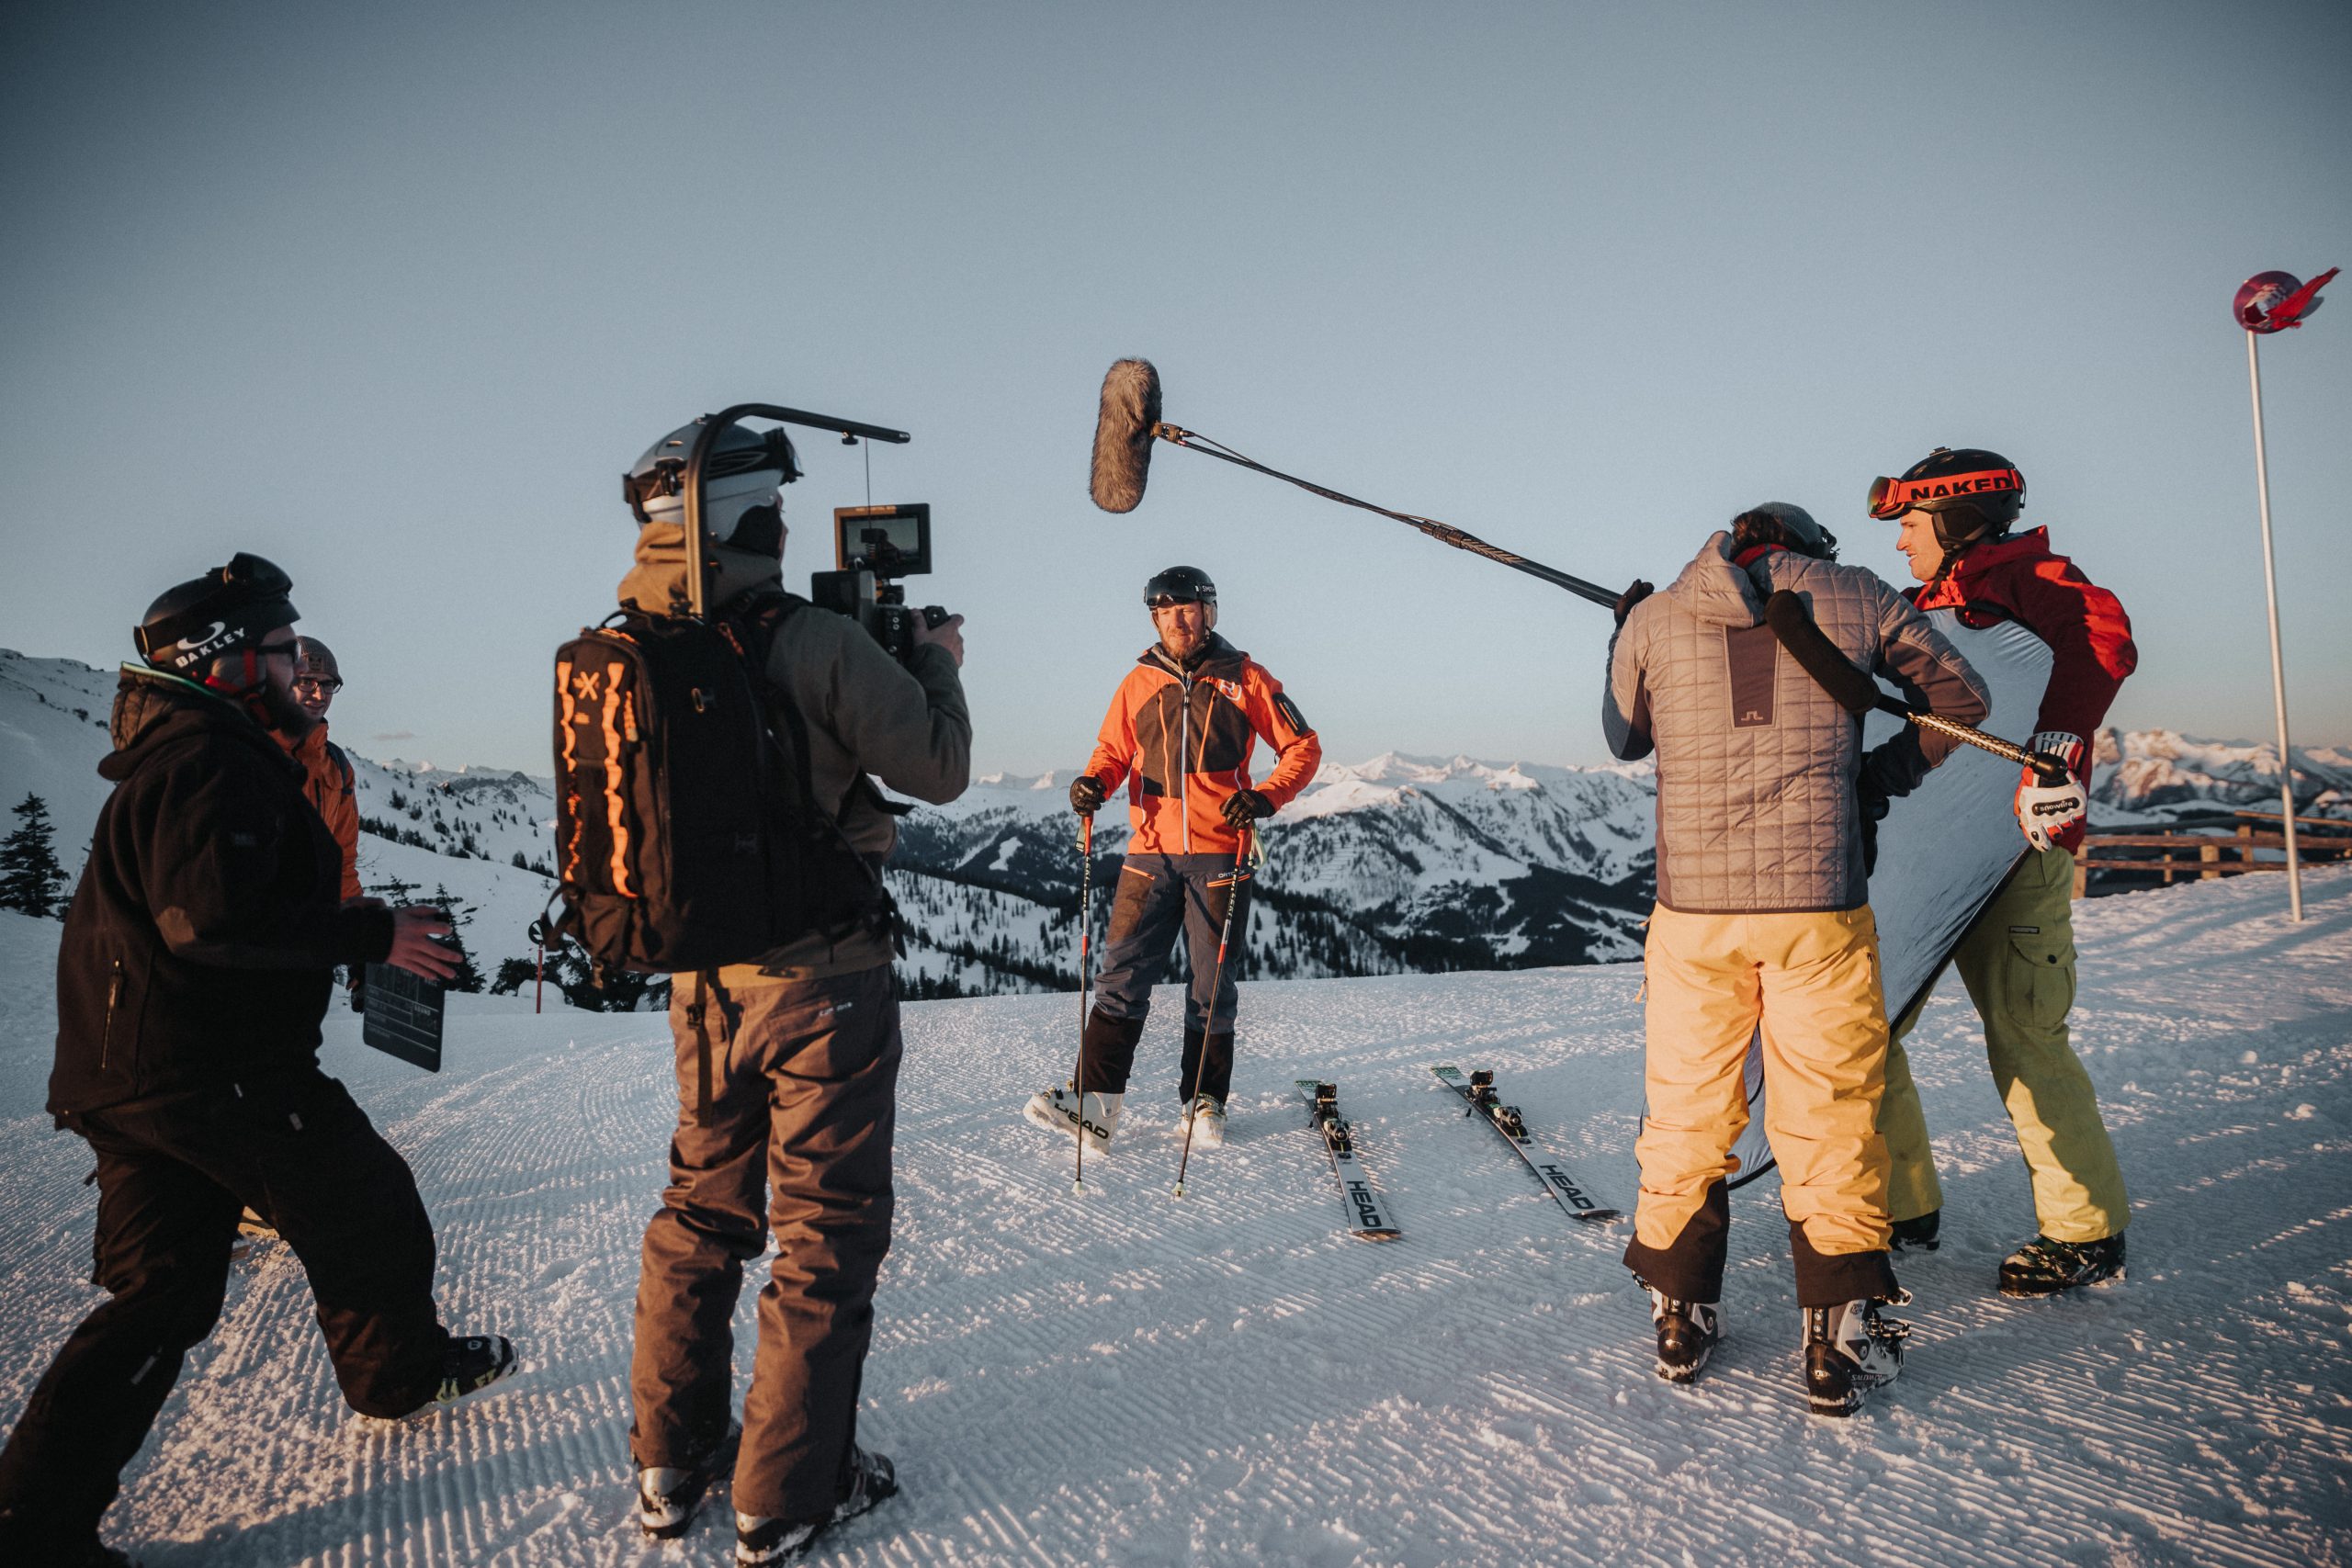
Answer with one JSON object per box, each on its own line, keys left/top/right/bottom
{"left": 2245, "top": 331, "right": 2304, "bottom": 921}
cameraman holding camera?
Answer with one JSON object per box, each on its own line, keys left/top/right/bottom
{"left": 616, "top": 423, "right": 968, "bottom": 1564}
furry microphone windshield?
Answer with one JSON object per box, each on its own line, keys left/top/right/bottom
{"left": 1090, "top": 357, "right": 1162, "bottom": 513}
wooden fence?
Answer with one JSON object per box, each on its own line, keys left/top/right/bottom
{"left": 2073, "top": 808, "right": 2352, "bottom": 897}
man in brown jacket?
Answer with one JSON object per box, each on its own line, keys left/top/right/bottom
{"left": 284, "top": 636, "right": 362, "bottom": 903}
{"left": 616, "top": 422, "right": 969, "bottom": 1566}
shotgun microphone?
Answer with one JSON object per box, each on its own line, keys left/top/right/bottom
{"left": 1090, "top": 357, "right": 1162, "bottom": 513}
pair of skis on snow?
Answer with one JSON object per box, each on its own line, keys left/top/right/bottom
{"left": 1295, "top": 1067, "right": 1622, "bottom": 1242}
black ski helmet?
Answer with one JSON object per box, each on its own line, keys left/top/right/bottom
{"left": 624, "top": 418, "right": 802, "bottom": 555}
{"left": 1143, "top": 565, "right": 1216, "bottom": 607}
{"left": 1730, "top": 502, "right": 1838, "bottom": 560}
{"left": 134, "top": 553, "right": 300, "bottom": 679}
{"left": 1868, "top": 446, "right": 2026, "bottom": 549}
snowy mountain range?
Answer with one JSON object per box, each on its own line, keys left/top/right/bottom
{"left": 6, "top": 647, "right": 2348, "bottom": 1000}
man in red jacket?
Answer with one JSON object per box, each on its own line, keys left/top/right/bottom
{"left": 1023, "top": 567, "right": 1322, "bottom": 1151}
{"left": 1866, "top": 447, "right": 2137, "bottom": 1296}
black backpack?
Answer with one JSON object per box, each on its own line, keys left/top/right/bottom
{"left": 548, "top": 592, "right": 885, "bottom": 975}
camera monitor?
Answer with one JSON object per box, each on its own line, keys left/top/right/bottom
{"left": 833, "top": 503, "right": 932, "bottom": 578}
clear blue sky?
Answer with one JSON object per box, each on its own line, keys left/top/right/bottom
{"left": 5, "top": 1, "right": 2346, "bottom": 777}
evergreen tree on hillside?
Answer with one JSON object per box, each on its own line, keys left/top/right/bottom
{"left": 0, "top": 793, "right": 70, "bottom": 919}
{"left": 426, "top": 883, "right": 486, "bottom": 994}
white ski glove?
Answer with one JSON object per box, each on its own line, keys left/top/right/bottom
{"left": 2015, "top": 731, "right": 2089, "bottom": 853}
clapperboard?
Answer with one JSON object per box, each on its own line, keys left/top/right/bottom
{"left": 362, "top": 963, "right": 446, "bottom": 1072}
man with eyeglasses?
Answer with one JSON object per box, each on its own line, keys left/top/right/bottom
{"left": 283, "top": 636, "right": 362, "bottom": 904}
{"left": 0, "top": 555, "right": 514, "bottom": 1568}
{"left": 1023, "top": 565, "right": 1322, "bottom": 1152}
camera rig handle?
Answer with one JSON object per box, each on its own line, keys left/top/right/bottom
{"left": 683, "top": 402, "right": 911, "bottom": 618}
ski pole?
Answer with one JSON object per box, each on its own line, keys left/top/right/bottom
{"left": 1763, "top": 592, "right": 2072, "bottom": 782}
{"left": 1071, "top": 814, "right": 1096, "bottom": 1194}
{"left": 1174, "top": 829, "right": 1253, "bottom": 1198}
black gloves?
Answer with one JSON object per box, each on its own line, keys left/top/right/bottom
{"left": 1069, "top": 774, "right": 1107, "bottom": 816}
{"left": 1858, "top": 780, "right": 1891, "bottom": 879}
{"left": 1612, "top": 579, "right": 1655, "bottom": 629}
{"left": 1221, "top": 788, "right": 1273, "bottom": 829}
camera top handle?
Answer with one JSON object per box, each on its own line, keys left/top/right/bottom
{"left": 682, "top": 403, "right": 911, "bottom": 619}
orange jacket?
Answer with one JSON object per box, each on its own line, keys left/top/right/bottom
{"left": 280, "top": 722, "right": 363, "bottom": 902}
{"left": 1084, "top": 635, "right": 1322, "bottom": 855}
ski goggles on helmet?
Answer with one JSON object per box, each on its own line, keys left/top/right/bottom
{"left": 1867, "top": 467, "right": 2025, "bottom": 520}
{"left": 1144, "top": 592, "right": 1209, "bottom": 610}
{"left": 134, "top": 554, "right": 299, "bottom": 666}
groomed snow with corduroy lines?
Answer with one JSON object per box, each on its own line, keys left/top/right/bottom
{"left": 2, "top": 865, "right": 2347, "bottom": 1566}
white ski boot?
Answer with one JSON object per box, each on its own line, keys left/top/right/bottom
{"left": 1803, "top": 1293, "right": 1909, "bottom": 1416}
{"left": 1023, "top": 1087, "right": 1123, "bottom": 1151}
{"left": 1178, "top": 1095, "right": 1227, "bottom": 1149}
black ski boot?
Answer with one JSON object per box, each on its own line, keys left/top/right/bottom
{"left": 405, "top": 1333, "right": 517, "bottom": 1414}
{"left": 1803, "top": 1294, "right": 1909, "bottom": 1416}
{"left": 638, "top": 1419, "right": 742, "bottom": 1540}
{"left": 1998, "top": 1234, "right": 2125, "bottom": 1297}
{"left": 1889, "top": 1210, "right": 1940, "bottom": 1253}
{"left": 734, "top": 1446, "right": 897, "bottom": 1564}
{"left": 1646, "top": 1289, "right": 1722, "bottom": 1384}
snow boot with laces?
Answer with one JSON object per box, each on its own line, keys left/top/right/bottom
{"left": 734, "top": 1445, "right": 897, "bottom": 1564}
{"left": 1803, "top": 1294, "right": 1909, "bottom": 1416}
{"left": 1998, "top": 1233, "right": 2125, "bottom": 1297}
{"left": 1647, "top": 1289, "right": 1722, "bottom": 1384}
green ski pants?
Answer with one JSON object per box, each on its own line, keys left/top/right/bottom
{"left": 1878, "top": 845, "right": 2130, "bottom": 1242}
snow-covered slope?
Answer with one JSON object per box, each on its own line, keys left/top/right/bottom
{"left": 1, "top": 865, "right": 2346, "bottom": 1566}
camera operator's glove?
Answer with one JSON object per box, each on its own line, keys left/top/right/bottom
{"left": 1857, "top": 778, "right": 1892, "bottom": 880}
{"left": 1069, "top": 774, "right": 1107, "bottom": 817}
{"left": 1221, "top": 788, "right": 1274, "bottom": 829}
{"left": 1612, "top": 579, "right": 1655, "bottom": 629}
{"left": 2015, "top": 732, "right": 2089, "bottom": 853}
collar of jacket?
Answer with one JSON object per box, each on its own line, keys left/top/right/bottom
{"left": 1917, "top": 525, "right": 2055, "bottom": 601}
{"left": 101, "top": 664, "right": 298, "bottom": 784}
{"left": 1138, "top": 631, "right": 1245, "bottom": 680}
{"left": 1661, "top": 530, "right": 1768, "bottom": 628}
{"left": 617, "top": 522, "right": 786, "bottom": 616}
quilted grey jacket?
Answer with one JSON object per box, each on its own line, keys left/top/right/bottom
{"left": 1604, "top": 533, "right": 1989, "bottom": 913}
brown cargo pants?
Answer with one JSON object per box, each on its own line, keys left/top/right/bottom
{"left": 628, "top": 964, "right": 899, "bottom": 1522}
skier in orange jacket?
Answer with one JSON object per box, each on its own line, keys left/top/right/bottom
{"left": 1023, "top": 567, "right": 1321, "bottom": 1151}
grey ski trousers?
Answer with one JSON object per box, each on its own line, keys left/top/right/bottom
{"left": 628, "top": 964, "right": 899, "bottom": 1522}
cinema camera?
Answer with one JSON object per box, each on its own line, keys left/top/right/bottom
{"left": 811, "top": 503, "right": 951, "bottom": 661}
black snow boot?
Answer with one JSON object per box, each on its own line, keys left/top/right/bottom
{"left": 1889, "top": 1210, "right": 1940, "bottom": 1253}
{"left": 399, "top": 1333, "right": 517, "bottom": 1415}
{"left": 735, "top": 1446, "right": 898, "bottom": 1564}
{"left": 1998, "top": 1234, "right": 2125, "bottom": 1297}
{"left": 638, "top": 1419, "right": 742, "bottom": 1540}
{"left": 1803, "top": 1294, "right": 1910, "bottom": 1416}
{"left": 1646, "top": 1289, "right": 1722, "bottom": 1384}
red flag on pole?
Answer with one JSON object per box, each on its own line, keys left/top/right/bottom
{"left": 2235, "top": 267, "right": 2337, "bottom": 333}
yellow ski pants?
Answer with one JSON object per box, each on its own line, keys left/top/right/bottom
{"left": 1625, "top": 905, "right": 1896, "bottom": 1306}
{"left": 1878, "top": 846, "right": 2129, "bottom": 1242}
